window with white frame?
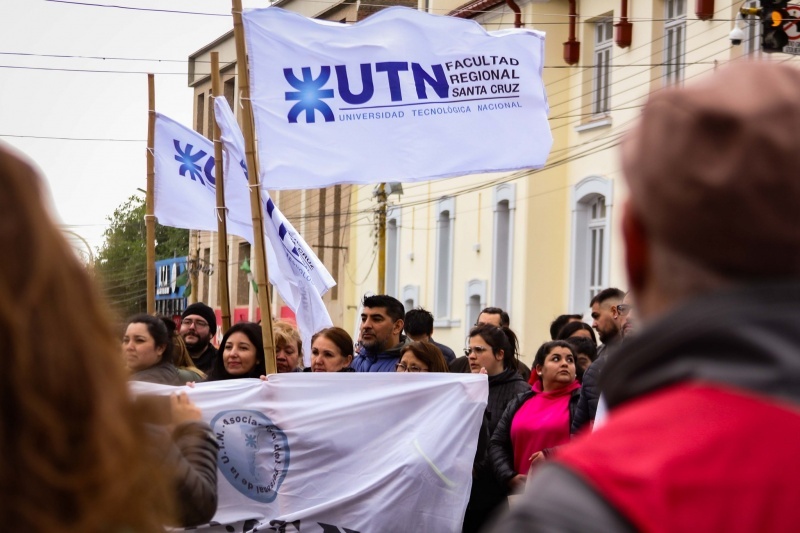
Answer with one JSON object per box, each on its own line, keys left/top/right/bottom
{"left": 402, "top": 285, "right": 419, "bottom": 313}
{"left": 664, "top": 0, "right": 686, "bottom": 86}
{"left": 435, "top": 197, "right": 455, "bottom": 319}
{"left": 465, "top": 279, "right": 487, "bottom": 335}
{"left": 492, "top": 184, "right": 515, "bottom": 311}
{"left": 593, "top": 18, "right": 613, "bottom": 115}
{"left": 588, "top": 196, "right": 607, "bottom": 301}
{"left": 386, "top": 207, "right": 400, "bottom": 298}
{"left": 744, "top": 0, "right": 763, "bottom": 57}
{"left": 570, "top": 177, "right": 613, "bottom": 313}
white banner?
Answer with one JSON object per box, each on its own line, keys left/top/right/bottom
{"left": 214, "top": 98, "right": 335, "bottom": 362}
{"left": 132, "top": 374, "right": 488, "bottom": 532}
{"left": 242, "top": 6, "right": 552, "bottom": 189}
{"left": 154, "top": 112, "right": 334, "bottom": 360}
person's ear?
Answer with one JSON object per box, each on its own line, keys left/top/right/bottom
{"left": 495, "top": 349, "right": 504, "bottom": 362}
{"left": 393, "top": 319, "right": 404, "bottom": 335}
{"left": 622, "top": 200, "right": 649, "bottom": 295}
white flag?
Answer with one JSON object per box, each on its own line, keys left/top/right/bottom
{"left": 214, "top": 98, "right": 334, "bottom": 363}
{"left": 154, "top": 111, "right": 334, "bottom": 359}
{"left": 132, "top": 373, "right": 488, "bottom": 532}
{"left": 242, "top": 6, "right": 552, "bottom": 189}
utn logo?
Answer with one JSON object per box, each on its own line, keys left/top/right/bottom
{"left": 283, "top": 62, "right": 449, "bottom": 123}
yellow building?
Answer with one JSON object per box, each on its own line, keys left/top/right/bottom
{"left": 188, "top": 0, "right": 783, "bottom": 363}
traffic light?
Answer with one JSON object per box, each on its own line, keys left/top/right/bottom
{"left": 762, "top": 0, "right": 790, "bottom": 52}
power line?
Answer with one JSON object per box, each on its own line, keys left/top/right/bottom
{"left": 0, "top": 64, "right": 185, "bottom": 75}
{"left": 44, "top": 0, "right": 228, "bottom": 16}
{"left": 0, "top": 51, "right": 190, "bottom": 63}
{"left": 43, "top": 0, "right": 745, "bottom": 23}
{"left": 0, "top": 133, "right": 143, "bottom": 142}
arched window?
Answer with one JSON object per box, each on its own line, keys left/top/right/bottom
{"left": 465, "top": 279, "right": 487, "bottom": 336}
{"left": 492, "top": 184, "right": 515, "bottom": 310}
{"left": 386, "top": 207, "right": 400, "bottom": 298}
{"left": 570, "top": 177, "right": 613, "bottom": 313}
{"left": 402, "top": 284, "right": 419, "bottom": 313}
{"left": 435, "top": 197, "right": 455, "bottom": 319}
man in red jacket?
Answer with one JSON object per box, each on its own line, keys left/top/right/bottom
{"left": 489, "top": 61, "right": 800, "bottom": 532}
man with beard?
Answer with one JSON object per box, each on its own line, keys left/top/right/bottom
{"left": 179, "top": 302, "right": 218, "bottom": 374}
{"left": 571, "top": 288, "right": 624, "bottom": 432}
{"left": 594, "top": 292, "right": 637, "bottom": 428}
{"left": 490, "top": 61, "right": 800, "bottom": 532}
{"left": 589, "top": 288, "right": 624, "bottom": 355}
{"left": 350, "top": 295, "right": 407, "bottom": 372}
{"left": 618, "top": 292, "right": 636, "bottom": 340}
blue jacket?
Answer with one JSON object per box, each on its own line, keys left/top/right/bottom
{"left": 350, "top": 339, "right": 407, "bottom": 372}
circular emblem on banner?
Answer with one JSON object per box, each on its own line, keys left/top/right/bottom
{"left": 210, "top": 410, "right": 290, "bottom": 503}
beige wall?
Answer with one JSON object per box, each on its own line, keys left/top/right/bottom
{"left": 187, "top": 0, "right": 800, "bottom": 361}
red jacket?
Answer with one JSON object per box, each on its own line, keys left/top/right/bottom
{"left": 556, "top": 382, "right": 800, "bottom": 533}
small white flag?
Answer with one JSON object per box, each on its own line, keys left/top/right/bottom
{"left": 154, "top": 110, "right": 335, "bottom": 362}
{"left": 214, "top": 98, "right": 334, "bottom": 364}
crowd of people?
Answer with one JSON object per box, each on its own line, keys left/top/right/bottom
{"left": 4, "top": 60, "right": 800, "bottom": 531}
{"left": 123, "top": 286, "right": 636, "bottom": 531}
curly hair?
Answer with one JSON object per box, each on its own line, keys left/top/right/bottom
{"left": 0, "top": 145, "right": 174, "bottom": 531}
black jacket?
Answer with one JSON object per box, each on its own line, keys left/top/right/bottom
{"left": 488, "top": 387, "right": 580, "bottom": 486}
{"left": 462, "top": 367, "right": 530, "bottom": 533}
{"left": 485, "top": 367, "right": 531, "bottom": 435}
{"left": 571, "top": 353, "right": 607, "bottom": 433}
{"left": 190, "top": 343, "right": 218, "bottom": 375}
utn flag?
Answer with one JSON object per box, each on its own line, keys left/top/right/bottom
{"left": 242, "top": 6, "right": 551, "bottom": 189}
{"left": 214, "top": 97, "right": 334, "bottom": 363}
{"left": 153, "top": 111, "right": 334, "bottom": 358}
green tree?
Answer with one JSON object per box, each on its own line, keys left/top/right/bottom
{"left": 95, "top": 195, "right": 189, "bottom": 319}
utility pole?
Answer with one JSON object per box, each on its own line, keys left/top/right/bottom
{"left": 146, "top": 74, "right": 156, "bottom": 315}
{"left": 375, "top": 183, "right": 387, "bottom": 295}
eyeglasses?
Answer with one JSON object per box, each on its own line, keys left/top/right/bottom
{"left": 181, "top": 318, "right": 209, "bottom": 328}
{"left": 396, "top": 362, "right": 428, "bottom": 373}
{"left": 464, "top": 345, "right": 491, "bottom": 357}
{"left": 617, "top": 304, "right": 634, "bottom": 316}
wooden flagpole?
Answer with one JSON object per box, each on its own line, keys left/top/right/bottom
{"left": 146, "top": 73, "right": 156, "bottom": 315}
{"left": 211, "top": 52, "right": 232, "bottom": 334}
{"left": 231, "top": 0, "right": 277, "bottom": 374}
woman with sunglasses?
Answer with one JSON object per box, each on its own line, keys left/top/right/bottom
{"left": 463, "top": 323, "right": 529, "bottom": 533}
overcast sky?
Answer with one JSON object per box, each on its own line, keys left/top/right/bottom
{"left": 1, "top": 0, "right": 264, "bottom": 257}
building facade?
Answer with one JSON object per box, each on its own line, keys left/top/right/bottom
{"left": 187, "top": 0, "right": 782, "bottom": 363}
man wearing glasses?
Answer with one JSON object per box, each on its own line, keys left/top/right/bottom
{"left": 180, "top": 302, "right": 218, "bottom": 374}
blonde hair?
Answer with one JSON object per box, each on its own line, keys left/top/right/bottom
{"left": 0, "top": 144, "right": 174, "bottom": 531}
{"left": 273, "top": 320, "right": 303, "bottom": 369}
